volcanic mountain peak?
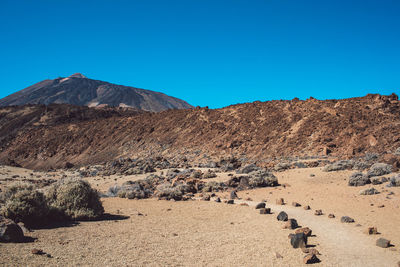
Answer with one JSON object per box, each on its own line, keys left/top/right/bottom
{"left": 0, "top": 74, "right": 193, "bottom": 112}
{"left": 68, "top": 73, "right": 87, "bottom": 78}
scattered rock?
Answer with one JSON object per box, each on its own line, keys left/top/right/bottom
{"left": 303, "top": 205, "right": 311, "bottom": 210}
{"left": 290, "top": 233, "right": 307, "bottom": 248}
{"left": 314, "top": 210, "right": 323, "bottom": 216}
{"left": 292, "top": 202, "right": 301, "bottom": 207}
{"left": 201, "top": 195, "right": 211, "bottom": 201}
{"left": 376, "top": 238, "right": 390, "bottom": 248}
{"left": 0, "top": 217, "right": 24, "bottom": 243}
{"left": 378, "top": 204, "right": 385, "bottom": 208}
{"left": 282, "top": 219, "right": 298, "bottom": 229}
{"left": 359, "top": 188, "right": 380, "bottom": 195}
{"left": 301, "top": 247, "right": 320, "bottom": 255}
{"left": 240, "top": 203, "right": 249, "bottom": 206}
{"left": 31, "top": 248, "right": 45, "bottom": 255}
{"left": 295, "top": 227, "right": 312, "bottom": 237}
{"left": 227, "top": 200, "right": 234, "bottom": 204}
{"left": 275, "top": 252, "right": 283, "bottom": 259}
{"left": 365, "top": 227, "right": 378, "bottom": 235}
{"left": 255, "top": 202, "right": 266, "bottom": 209}
{"left": 341, "top": 216, "right": 355, "bottom": 223}
{"left": 230, "top": 190, "right": 238, "bottom": 199}
{"left": 215, "top": 197, "right": 221, "bottom": 203}
{"left": 328, "top": 214, "right": 335, "bottom": 218}
{"left": 259, "top": 208, "right": 271, "bottom": 214}
{"left": 276, "top": 198, "right": 284, "bottom": 205}
{"left": 277, "top": 211, "right": 288, "bottom": 221}
{"left": 303, "top": 253, "right": 320, "bottom": 264}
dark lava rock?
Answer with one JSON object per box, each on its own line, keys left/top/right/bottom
{"left": 259, "top": 208, "right": 271, "bottom": 214}
{"left": 290, "top": 232, "right": 307, "bottom": 248}
{"left": 303, "top": 253, "right": 320, "bottom": 264}
{"left": 341, "top": 216, "right": 355, "bottom": 223}
{"left": 376, "top": 238, "right": 390, "bottom": 248}
{"left": 277, "top": 211, "right": 288, "bottom": 221}
{"left": 255, "top": 202, "right": 266, "bottom": 209}
{"left": 0, "top": 217, "right": 24, "bottom": 243}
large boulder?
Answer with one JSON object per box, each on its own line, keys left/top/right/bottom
{"left": 348, "top": 172, "right": 371, "bottom": 186}
{"left": 367, "top": 163, "right": 392, "bottom": 178}
{"left": 0, "top": 216, "right": 24, "bottom": 242}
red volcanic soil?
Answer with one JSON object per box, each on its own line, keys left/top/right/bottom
{"left": 0, "top": 94, "right": 399, "bottom": 170}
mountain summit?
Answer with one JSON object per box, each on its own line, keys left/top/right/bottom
{"left": 0, "top": 74, "right": 193, "bottom": 112}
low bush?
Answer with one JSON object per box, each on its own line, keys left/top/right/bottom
{"left": 46, "top": 178, "right": 104, "bottom": 220}
{"left": 0, "top": 183, "right": 49, "bottom": 227}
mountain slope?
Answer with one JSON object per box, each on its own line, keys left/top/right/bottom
{"left": 0, "top": 74, "right": 193, "bottom": 112}
{"left": 0, "top": 93, "right": 399, "bottom": 170}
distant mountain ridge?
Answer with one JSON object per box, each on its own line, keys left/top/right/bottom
{"left": 0, "top": 73, "right": 193, "bottom": 112}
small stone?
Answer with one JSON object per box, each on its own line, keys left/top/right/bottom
{"left": 276, "top": 198, "right": 284, "bottom": 205}
{"left": 365, "top": 227, "right": 378, "bottom": 235}
{"left": 259, "top": 208, "right": 271, "bottom": 214}
{"left": 376, "top": 238, "right": 390, "bottom": 248}
{"left": 303, "top": 253, "right": 320, "bottom": 264}
{"left": 240, "top": 203, "right": 249, "bottom": 206}
{"left": 295, "top": 227, "right": 312, "bottom": 237}
{"left": 341, "top": 216, "right": 355, "bottom": 223}
{"left": 282, "top": 218, "right": 298, "bottom": 229}
{"left": 275, "top": 252, "right": 283, "bottom": 259}
{"left": 230, "top": 190, "right": 238, "bottom": 199}
{"left": 215, "top": 197, "right": 221, "bottom": 203}
{"left": 255, "top": 202, "right": 266, "bottom": 209}
{"left": 31, "top": 248, "right": 44, "bottom": 255}
{"left": 303, "top": 205, "right": 311, "bottom": 210}
{"left": 202, "top": 195, "right": 210, "bottom": 201}
{"left": 277, "top": 211, "right": 288, "bottom": 221}
{"left": 314, "top": 209, "right": 323, "bottom": 216}
{"left": 328, "top": 214, "right": 335, "bottom": 218}
{"left": 292, "top": 202, "right": 301, "bottom": 207}
{"left": 227, "top": 199, "right": 234, "bottom": 204}
{"left": 301, "top": 247, "right": 320, "bottom": 255}
{"left": 378, "top": 205, "right": 385, "bottom": 208}
{"left": 290, "top": 233, "right": 307, "bottom": 248}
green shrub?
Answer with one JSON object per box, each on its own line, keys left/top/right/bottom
{"left": 46, "top": 178, "right": 104, "bottom": 220}
{"left": 0, "top": 183, "right": 49, "bottom": 227}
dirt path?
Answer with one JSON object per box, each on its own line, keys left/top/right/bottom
{"left": 234, "top": 198, "right": 400, "bottom": 266}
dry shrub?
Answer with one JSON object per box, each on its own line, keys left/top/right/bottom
{"left": 46, "top": 178, "right": 104, "bottom": 220}
{"left": 0, "top": 183, "right": 49, "bottom": 227}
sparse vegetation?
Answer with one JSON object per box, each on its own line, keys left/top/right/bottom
{"left": 46, "top": 178, "right": 104, "bottom": 220}
{"left": 0, "top": 183, "right": 49, "bottom": 227}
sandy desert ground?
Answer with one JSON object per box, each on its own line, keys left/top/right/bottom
{"left": 0, "top": 165, "right": 399, "bottom": 266}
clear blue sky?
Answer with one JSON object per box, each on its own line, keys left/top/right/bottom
{"left": 0, "top": 0, "right": 399, "bottom": 108}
